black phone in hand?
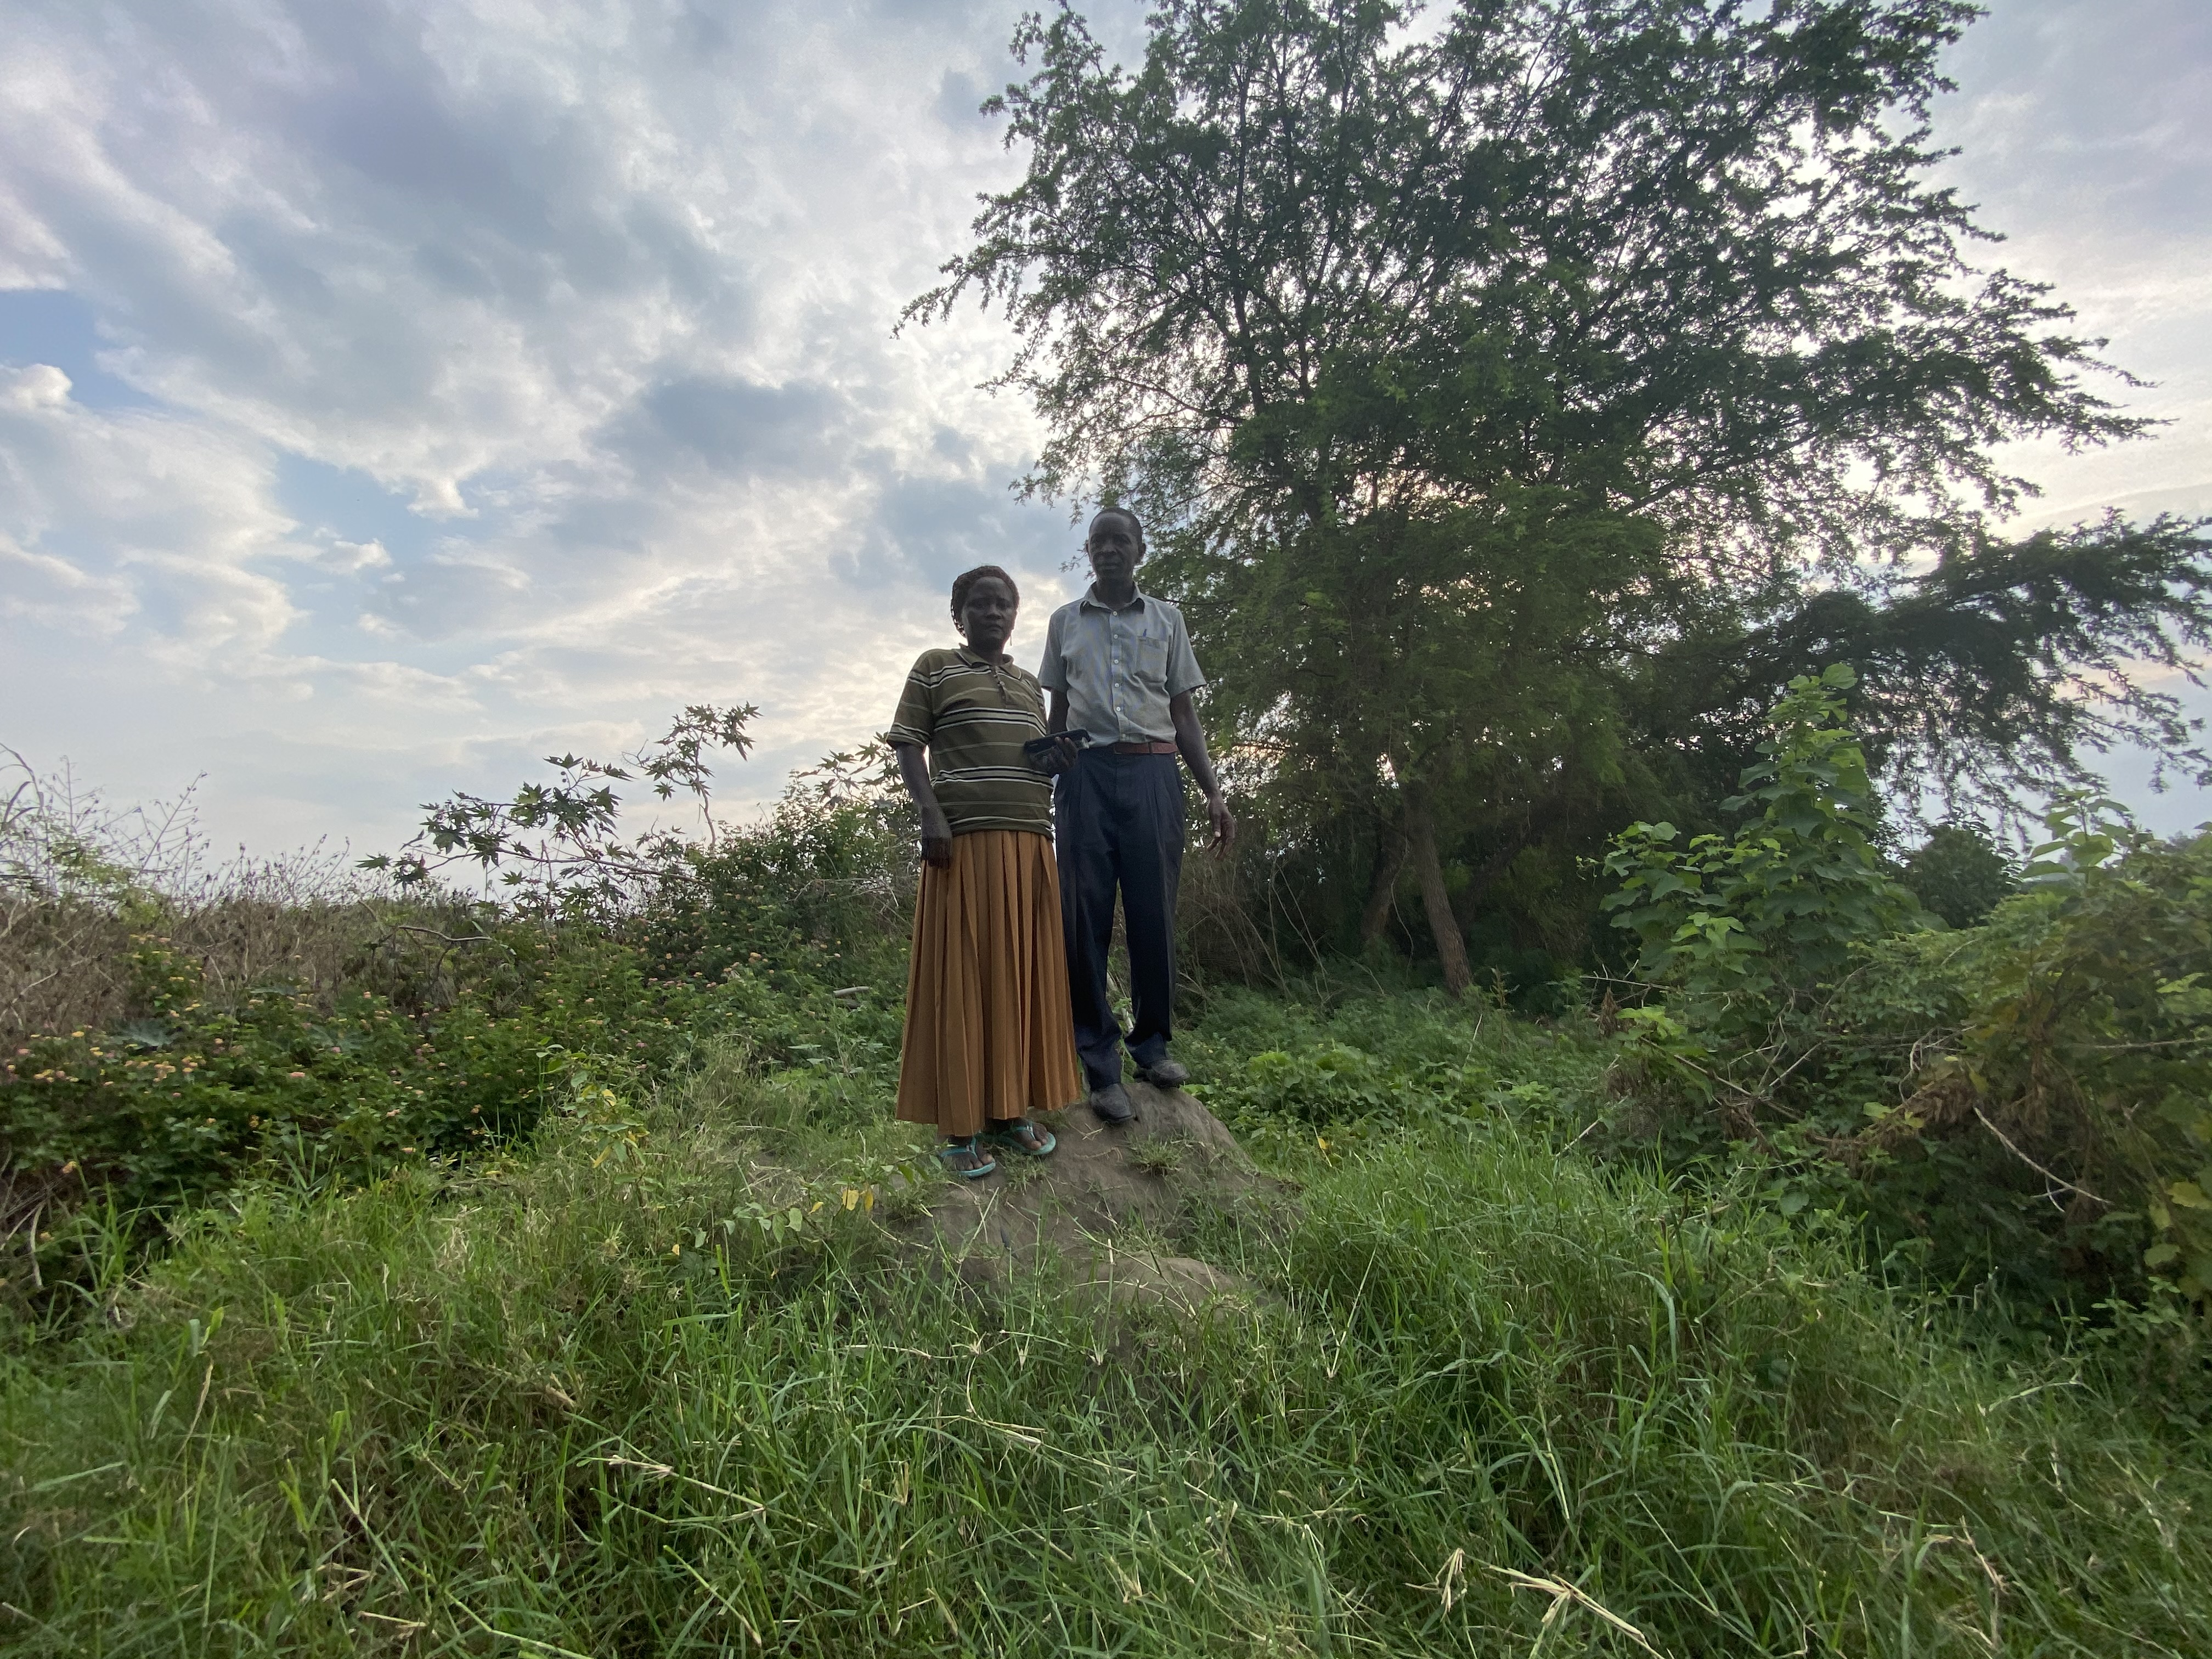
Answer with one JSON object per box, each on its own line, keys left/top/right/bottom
{"left": 1023, "top": 729, "right": 1091, "bottom": 774}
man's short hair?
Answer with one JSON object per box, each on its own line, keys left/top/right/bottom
{"left": 950, "top": 563, "right": 1019, "bottom": 615}
{"left": 1087, "top": 505, "right": 1144, "bottom": 548}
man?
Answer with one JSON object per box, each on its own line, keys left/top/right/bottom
{"left": 1037, "top": 506, "right": 1235, "bottom": 1124}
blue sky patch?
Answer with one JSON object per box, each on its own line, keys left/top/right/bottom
{"left": 0, "top": 289, "right": 160, "bottom": 410}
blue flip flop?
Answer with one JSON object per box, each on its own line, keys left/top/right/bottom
{"left": 983, "top": 1120, "right": 1057, "bottom": 1158}
{"left": 938, "top": 1136, "right": 997, "bottom": 1180}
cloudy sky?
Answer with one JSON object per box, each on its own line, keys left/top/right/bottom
{"left": 3, "top": 0, "right": 2209, "bottom": 862}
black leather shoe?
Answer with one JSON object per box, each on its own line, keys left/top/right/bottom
{"left": 1136, "top": 1058, "right": 1190, "bottom": 1088}
{"left": 1090, "top": 1082, "right": 1137, "bottom": 1125}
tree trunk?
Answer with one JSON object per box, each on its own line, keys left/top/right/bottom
{"left": 1402, "top": 787, "right": 1472, "bottom": 996}
{"left": 1358, "top": 815, "right": 1408, "bottom": 950}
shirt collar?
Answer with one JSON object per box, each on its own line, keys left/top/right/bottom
{"left": 1078, "top": 584, "right": 1149, "bottom": 614}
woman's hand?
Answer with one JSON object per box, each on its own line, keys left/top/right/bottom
{"left": 891, "top": 741, "right": 956, "bottom": 870}
{"left": 919, "top": 805, "right": 955, "bottom": 869}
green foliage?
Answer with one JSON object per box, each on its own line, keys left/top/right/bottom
{"left": 0, "top": 925, "right": 697, "bottom": 1279}
{"left": 361, "top": 704, "right": 758, "bottom": 909}
{"left": 7, "top": 1103, "right": 2211, "bottom": 1655}
{"left": 1604, "top": 665, "right": 1927, "bottom": 1015}
{"left": 922, "top": 0, "right": 2126, "bottom": 541}
{"left": 1931, "top": 803, "right": 2212, "bottom": 1308}
{"left": 1655, "top": 515, "right": 2212, "bottom": 810}
{"left": 1901, "top": 821, "right": 2018, "bottom": 927}
{"left": 1214, "top": 1041, "right": 1487, "bottom": 1132}
{"left": 1, "top": 730, "right": 926, "bottom": 1319}
{"left": 910, "top": 0, "right": 2211, "bottom": 983}
{"left": 1606, "top": 768, "right": 2212, "bottom": 1359}
{"left": 640, "top": 746, "right": 914, "bottom": 990}
{"left": 7, "top": 728, "right": 2212, "bottom": 1649}
{"left": 1180, "top": 981, "right": 1600, "bottom": 1159}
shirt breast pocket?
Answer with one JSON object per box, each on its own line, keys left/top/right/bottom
{"left": 1136, "top": 634, "right": 1170, "bottom": 688}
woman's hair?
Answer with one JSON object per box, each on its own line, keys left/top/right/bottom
{"left": 950, "top": 563, "right": 1020, "bottom": 616}
{"left": 1088, "top": 505, "right": 1143, "bottom": 546}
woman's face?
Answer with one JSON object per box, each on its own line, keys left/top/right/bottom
{"left": 956, "top": 575, "right": 1018, "bottom": 657}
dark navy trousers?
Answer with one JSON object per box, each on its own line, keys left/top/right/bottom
{"left": 1054, "top": 751, "right": 1184, "bottom": 1091}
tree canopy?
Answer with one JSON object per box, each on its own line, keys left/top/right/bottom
{"left": 912, "top": 0, "right": 2210, "bottom": 990}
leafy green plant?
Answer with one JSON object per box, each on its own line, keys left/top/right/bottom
{"left": 638, "top": 744, "right": 914, "bottom": 989}
{"left": 1602, "top": 666, "right": 1929, "bottom": 1119}
{"left": 1605, "top": 666, "right": 1927, "bottom": 1000}
{"left": 1901, "top": 820, "right": 2018, "bottom": 927}
{"left": 1606, "top": 770, "right": 2212, "bottom": 1353}
{"left": 361, "top": 704, "right": 757, "bottom": 910}
{"left": 1909, "top": 799, "right": 2212, "bottom": 1310}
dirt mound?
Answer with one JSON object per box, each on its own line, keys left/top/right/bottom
{"left": 907, "top": 1081, "right": 1272, "bottom": 1312}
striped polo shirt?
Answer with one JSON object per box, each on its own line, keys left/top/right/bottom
{"left": 883, "top": 647, "right": 1053, "bottom": 836}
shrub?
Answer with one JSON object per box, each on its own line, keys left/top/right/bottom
{"left": 1603, "top": 666, "right": 1927, "bottom": 995}
{"left": 1601, "top": 665, "right": 1931, "bottom": 1128}
{"left": 638, "top": 747, "right": 915, "bottom": 987}
{"left": 1901, "top": 820, "right": 2018, "bottom": 927}
{"left": 1607, "top": 748, "right": 2212, "bottom": 1361}
{"left": 1180, "top": 981, "right": 1602, "bottom": 1156}
{"left": 1882, "top": 805, "right": 2212, "bottom": 1312}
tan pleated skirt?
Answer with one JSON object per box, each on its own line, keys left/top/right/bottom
{"left": 896, "top": 828, "right": 1083, "bottom": 1138}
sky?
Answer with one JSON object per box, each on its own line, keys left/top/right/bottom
{"left": 2, "top": 0, "right": 2209, "bottom": 865}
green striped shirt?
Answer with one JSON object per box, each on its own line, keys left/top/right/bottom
{"left": 884, "top": 647, "right": 1053, "bottom": 836}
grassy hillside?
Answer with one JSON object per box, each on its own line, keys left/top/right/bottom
{"left": 5, "top": 750, "right": 2211, "bottom": 1655}
{"left": 4, "top": 980, "right": 2209, "bottom": 1656}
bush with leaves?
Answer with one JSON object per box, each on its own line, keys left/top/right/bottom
{"left": 0, "top": 921, "right": 706, "bottom": 1272}
{"left": 1606, "top": 718, "right": 2212, "bottom": 1358}
{"left": 1601, "top": 665, "right": 1930, "bottom": 1122}
{"left": 1900, "top": 820, "right": 2018, "bottom": 927}
{"left": 637, "top": 746, "right": 915, "bottom": 990}
{"left": 3, "top": 719, "right": 925, "bottom": 1309}
{"left": 360, "top": 704, "right": 758, "bottom": 912}
{"left": 1877, "top": 802, "right": 2212, "bottom": 1310}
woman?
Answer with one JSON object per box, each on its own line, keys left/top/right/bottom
{"left": 885, "top": 565, "right": 1080, "bottom": 1176}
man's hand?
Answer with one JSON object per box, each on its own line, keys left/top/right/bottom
{"left": 920, "top": 806, "right": 955, "bottom": 869}
{"left": 1169, "top": 691, "right": 1234, "bottom": 855}
{"left": 1204, "top": 790, "right": 1235, "bottom": 854}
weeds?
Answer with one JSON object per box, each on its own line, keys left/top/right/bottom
{"left": 2, "top": 1099, "right": 2207, "bottom": 1655}
{"left": 1125, "top": 1139, "right": 1186, "bottom": 1177}
{"left": 4, "top": 748, "right": 2211, "bottom": 1652}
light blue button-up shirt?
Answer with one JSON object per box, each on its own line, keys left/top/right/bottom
{"left": 1036, "top": 586, "right": 1206, "bottom": 746}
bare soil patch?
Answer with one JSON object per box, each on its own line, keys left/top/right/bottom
{"left": 902, "top": 1081, "right": 1276, "bottom": 1311}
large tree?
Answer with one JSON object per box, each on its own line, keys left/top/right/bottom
{"left": 912, "top": 0, "right": 2205, "bottom": 989}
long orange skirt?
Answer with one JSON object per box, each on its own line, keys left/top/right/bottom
{"left": 896, "top": 828, "right": 1083, "bottom": 1137}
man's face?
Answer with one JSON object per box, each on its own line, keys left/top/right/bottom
{"left": 1086, "top": 514, "right": 1142, "bottom": 586}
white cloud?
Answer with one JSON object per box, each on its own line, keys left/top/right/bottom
{"left": 0, "top": 360, "right": 302, "bottom": 654}
{"left": 0, "top": 0, "right": 2205, "bottom": 846}
{"left": 0, "top": 0, "right": 1086, "bottom": 846}
{"left": 1933, "top": 0, "right": 2212, "bottom": 531}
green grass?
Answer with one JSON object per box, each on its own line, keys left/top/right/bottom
{"left": 3, "top": 1008, "right": 2207, "bottom": 1656}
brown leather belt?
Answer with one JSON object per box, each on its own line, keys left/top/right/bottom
{"left": 1105, "top": 740, "right": 1178, "bottom": 755}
